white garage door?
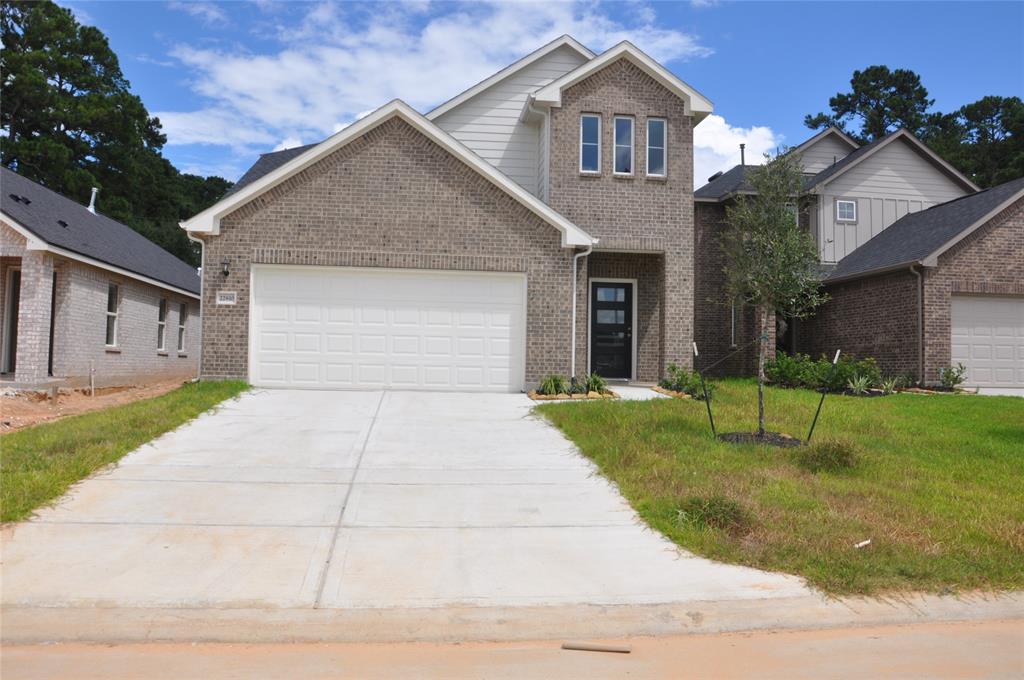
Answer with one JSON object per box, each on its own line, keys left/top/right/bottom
{"left": 250, "top": 266, "right": 526, "bottom": 391}
{"left": 951, "top": 295, "right": 1024, "bottom": 388}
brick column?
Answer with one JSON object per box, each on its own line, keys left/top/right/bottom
{"left": 14, "top": 250, "right": 54, "bottom": 383}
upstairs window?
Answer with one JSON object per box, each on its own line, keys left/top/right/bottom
{"left": 177, "top": 303, "right": 188, "bottom": 352}
{"left": 646, "top": 118, "right": 666, "bottom": 177}
{"left": 157, "top": 298, "right": 167, "bottom": 351}
{"left": 614, "top": 116, "right": 634, "bottom": 175}
{"left": 105, "top": 283, "right": 119, "bottom": 347}
{"left": 836, "top": 199, "right": 857, "bottom": 222}
{"left": 580, "top": 114, "right": 601, "bottom": 173}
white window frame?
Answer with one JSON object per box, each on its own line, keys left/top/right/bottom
{"left": 105, "top": 283, "right": 119, "bottom": 347}
{"left": 579, "top": 114, "right": 601, "bottom": 174}
{"left": 646, "top": 118, "right": 667, "bottom": 178}
{"left": 613, "top": 115, "right": 634, "bottom": 176}
{"left": 157, "top": 298, "right": 167, "bottom": 351}
{"left": 730, "top": 299, "right": 738, "bottom": 349}
{"left": 177, "top": 302, "right": 187, "bottom": 353}
{"left": 836, "top": 199, "right": 857, "bottom": 222}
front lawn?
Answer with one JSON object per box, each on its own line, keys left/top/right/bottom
{"left": 538, "top": 379, "right": 1024, "bottom": 595}
{"left": 0, "top": 380, "right": 248, "bottom": 523}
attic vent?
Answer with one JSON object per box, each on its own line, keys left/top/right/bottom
{"left": 707, "top": 171, "right": 723, "bottom": 183}
{"left": 8, "top": 193, "right": 31, "bottom": 204}
{"left": 57, "top": 219, "right": 69, "bottom": 228}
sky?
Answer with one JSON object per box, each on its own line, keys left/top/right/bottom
{"left": 59, "top": 1, "right": 1024, "bottom": 187}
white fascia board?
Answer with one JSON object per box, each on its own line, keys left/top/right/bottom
{"left": 426, "top": 35, "right": 595, "bottom": 121}
{"left": 532, "top": 42, "right": 714, "bottom": 121}
{"left": 788, "top": 127, "right": 860, "bottom": 156}
{"left": 921, "top": 187, "right": 1024, "bottom": 267}
{"left": 180, "top": 100, "right": 596, "bottom": 248}
{"left": 2, "top": 213, "right": 200, "bottom": 299}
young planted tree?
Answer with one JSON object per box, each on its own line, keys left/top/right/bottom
{"left": 720, "top": 151, "right": 828, "bottom": 437}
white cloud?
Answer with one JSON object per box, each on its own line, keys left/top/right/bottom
{"left": 168, "top": 1, "right": 228, "bottom": 25}
{"left": 693, "top": 114, "right": 781, "bottom": 189}
{"left": 159, "top": 0, "right": 714, "bottom": 174}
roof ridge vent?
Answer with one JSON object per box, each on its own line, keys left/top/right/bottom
{"left": 707, "top": 171, "right": 723, "bottom": 182}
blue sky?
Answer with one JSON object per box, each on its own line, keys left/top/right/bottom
{"left": 61, "top": 1, "right": 1023, "bottom": 186}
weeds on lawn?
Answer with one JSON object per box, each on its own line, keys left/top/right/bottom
{"left": 675, "top": 496, "right": 752, "bottom": 536}
{"left": 795, "top": 439, "right": 858, "bottom": 473}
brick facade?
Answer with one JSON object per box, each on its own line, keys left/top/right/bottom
{"left": 796, "top": 270, "right": 921, "bottom": 378}
{"left": 199, "top": 116, "right": 575, "bottom": 385}
{"left": 1, "top": 223, "right": 199, "bottom": 387}
{"left": 921, "top": 200, "right": 1024, "bottom": 384}
{"left": 546, "top": 59, "right": 695, "bottom": 377}
{"left": 692, "top": 202, "right": 762, "bottom": 376}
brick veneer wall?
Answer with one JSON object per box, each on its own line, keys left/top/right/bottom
{"left": 692, "top": 202, "right": 762, "bottom": 376}
{"left": 921, "top": 199, "right": 1024, "bottom": 384}
{"left": 200, "top": 116, "right": 574, "bottom": 385}
{"left": 52, "top": 258, "right": 199, "bottom": 387}
{"left": 547, "top": 58, "right": 695, "bottom": 375}
{"left": 798, "top": 270, "right": 920, "bottom": 379}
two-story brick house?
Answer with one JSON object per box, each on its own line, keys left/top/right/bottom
{"left": 181, "top": 38, "right": 712, "bottom": 391}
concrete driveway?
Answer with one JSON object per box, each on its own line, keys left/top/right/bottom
{"left": 2, "top": 389, "right": 814, "bottom": 640}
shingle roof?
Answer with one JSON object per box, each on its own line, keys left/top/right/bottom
{"left": 1, "top": 166, "right": 200, "bottom": 295}
{"left": 829, "top": 175, "right": 1024, "bottom": 281}
{"left": 223, "top": 143, "right": 319, "bottom": 197}
{"left": 694, "top": 164, "right": 758, "bottom": 200}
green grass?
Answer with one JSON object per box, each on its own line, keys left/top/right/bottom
{"left": 1, "top": 381, "right": 248, "bottom": 523}
{"left": 538, "top": 379, "right": 1024, "bottom": 595}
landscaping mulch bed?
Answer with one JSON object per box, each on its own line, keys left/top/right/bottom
{"left": 718, "top": 431, "right": 804, "bottom": 448}
{"left": 651, "top": 385, "right": 693, "bottom": 400}
{"left": 527, "top": 390, "right": 618, "bottom": 402}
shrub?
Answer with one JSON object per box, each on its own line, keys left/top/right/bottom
{"left": 675, "top": 496, "right": 751, "bottom": 536}
{"left": 765, "top": 353, "right": 884, "bottom": 393}
{"left": 584, "top": 372, "right": 609, "bottom": 394}
{"left": 938, "top": 363, "right": 968, "bottom": 390}
{"left": 763, "top": 352, "right": 810, "bottom": 388}
{"left": 796, "top": 439, "right": 858, "bottom": 473}
{"left": 847, "top": 374, "right": 871, "bottom": 395}
{"left": 879, "top": 377, "right": 899, "bottom": 395}
{"left": 537, "top": 374, "right": 568, "bottom": 396}
{"left": 659, "top": 363, "right": 714, "bottom": 400}
{"left": 567, "top": 377, "right": 588, "bottom": 395}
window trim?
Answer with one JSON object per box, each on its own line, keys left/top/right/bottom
{"left": 613, "top": 115, "right": 635, "bottom": 176}
{"left": 729, "top": 299, "right": 738, "bottom": 349}
{"left": 646, "top": 117, "right": 667, "bottom": 178}
{"left": 105, "top": 283, "right": 119, "bottom": 347}
{"left": 579, "top": 113, "right": 601, "bottom": 174}
{"left": 177, "top": 302, "right": 188, "bottom": 353}
{"left": 157, "top": 298, "right": 167, "bottom": 351}
{"left": 836, "top": 199, "right": 857, "bottom": 223}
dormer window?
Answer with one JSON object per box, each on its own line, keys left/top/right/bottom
{"left": 580, "top": 114, "right": 601, "bottom": 173}
{"left": 836, "top": 199, "right": 857, "bottom": 222}
{"left": 646, "top": 118, "right": 666, "bottom": 177}
{"left": 614, "top": 116, "right": 634, "bottom": 175}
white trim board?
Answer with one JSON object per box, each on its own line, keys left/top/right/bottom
{"left": 587, "top": 278, "right": 638, "bottom": 382}
{"left": 180, "top": 100, "right": 596, "bottom": 249}
{"left": 0, "top": 214, "right": 200, "bottom": 300}
{"left": 532, "top": 41, "right": 713, "bottom": 123}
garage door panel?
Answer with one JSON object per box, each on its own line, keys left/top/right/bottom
{"left": 951, "top": 296, "right": 1024, "bottom": 388}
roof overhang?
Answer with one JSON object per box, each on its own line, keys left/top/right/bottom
{"left": 426, "top": 35, "right": 595, "bottom": 121}
{"left": 180, "top": 100, "right": 597, "bottom": 248}
{"left": 531, "top": 41, "right": 714, "bottom": 123}
{"left": 804, "top": 129, "right": 980, "bottom": 194}
{"left": 921, "top": 185, "right": 1024, "bottom": 267}
{"left": 788, "top": 127, "right": 860, "bottom": 157}
{"left": 825, "top": 260, "right": 922, "bottom": 285}
{"left": 2, "top": 212, "right": 200, "bottom": 299}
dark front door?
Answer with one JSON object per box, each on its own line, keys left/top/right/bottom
{"left": 590, "top": 282, "right": 632, "bottom": 379}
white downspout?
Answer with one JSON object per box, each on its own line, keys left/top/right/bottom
{"left": 570, "top": 245, "right": 594, "bottom": 379}
{"left": 187, "top": 232, "right": 205, "bottom": 382}
{"left": 910, "top": 265, "right": 924, "bottom": 385}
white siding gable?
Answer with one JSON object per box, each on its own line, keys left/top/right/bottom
{"left": 432, "top": 45, "right": 588, "bottom": 196}
{"left": 818, "top": 139, "right": 972, "bottom": 262}
{"left": 798, "top": 133, "right": 856, "bottom": 174}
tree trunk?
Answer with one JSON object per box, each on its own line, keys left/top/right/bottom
{"left": 757, "top": 305, "right": 769, "bottom": 437}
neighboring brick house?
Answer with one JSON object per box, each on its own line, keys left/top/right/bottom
{"left": 1, "top": 167, "right": 200, "bottom": 388}
{"left": 694, "top": 128, "right": 1023, "bottom": 389}
{"left": 181, "top": 38, "right": 713, "bottom": 391}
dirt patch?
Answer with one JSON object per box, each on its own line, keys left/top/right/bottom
{"left": 718, "top": 431, "right": 804, "bottom": 448}
{"left": 0, "top": 380, "right": 187, "bottom": 433}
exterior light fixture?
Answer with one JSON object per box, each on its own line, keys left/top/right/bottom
{"left": 221, "top": 258, "right": 230, "bottom": 277}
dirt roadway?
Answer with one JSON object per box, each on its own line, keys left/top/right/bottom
{"left": 4, "top": 620, "right": 1022, "bottom": 680}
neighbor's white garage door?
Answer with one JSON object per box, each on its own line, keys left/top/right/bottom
{"left": 250, "top": 266, "right": 526, "bottom": 391}
{"left": 950, "top": 295, "right": 1024, "bottom": 388}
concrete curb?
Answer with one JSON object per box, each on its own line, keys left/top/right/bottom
{"left": 4, "top": 592, "right": 1022, "bottom": 644}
